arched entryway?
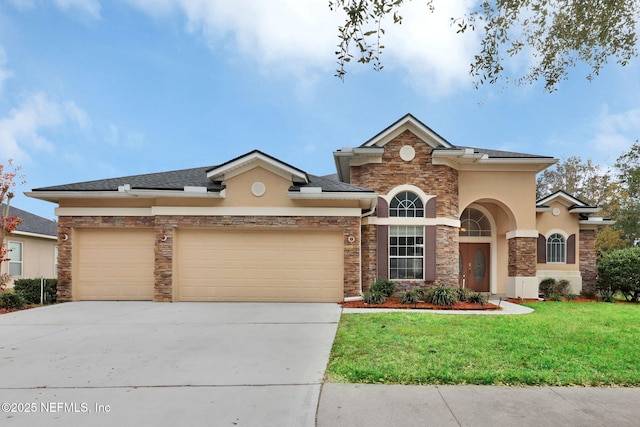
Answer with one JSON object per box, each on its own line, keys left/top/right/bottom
{"left": 459, "top": 205, "right": 495, "bottom": 292}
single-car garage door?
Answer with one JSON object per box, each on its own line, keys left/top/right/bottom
{"left": 74, "top": 228, "right": 155, "bottom": 300}
{"left": 176, "top": 228, "right": 344, "bottom": 302}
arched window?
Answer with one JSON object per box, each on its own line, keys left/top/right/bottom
{"left": 547, "top": 233, "right": 566, "bottom": 263}
{"left": 459, "top": 208, "right": 491, "bottom": 237}
{"left": 390, "top": 191, "right": 424, "bottom": 217}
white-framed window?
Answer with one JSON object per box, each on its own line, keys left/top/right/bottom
{"left": 390, "top": 191, "right": 424, "bottom": 217}
{"left": 460, "top": 208, "right": 491, "bottom": 237}
{"left": 8, "top": 241, "right": 23, "bottom": 276}
{"left": 389, "top": 225, "right": 424, "bottom": 280}
{"left": 547, "top": 233, "right": 566, "bottom": 263}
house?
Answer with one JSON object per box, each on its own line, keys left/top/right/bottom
{"left": 26, "top": 114, "right": 611, "bottom": 302}
{"left": 1, "top": 204, "right": 58, "bottom": 286}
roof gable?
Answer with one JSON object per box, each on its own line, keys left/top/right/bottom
{"left": 206, "top": 150, "right": 309, "bottom": 184}
{"left": 536, "top": 190, "right": 592, "bottom": 208}
{"left": 361, "top": 113, "right": 454, "bottom": 149}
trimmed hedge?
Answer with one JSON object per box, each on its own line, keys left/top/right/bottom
{"left": 13, "top": 278, "right": 57, "bottom": 304}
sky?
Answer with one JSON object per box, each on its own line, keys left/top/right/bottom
{"left": 1, "top": 0, "right": 639, "bottom": 220}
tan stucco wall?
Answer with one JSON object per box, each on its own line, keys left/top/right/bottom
{"left": 536, "top": 200, "right": 581, "bottom": 272}
{"left": 459, "top": 171, "right": 537, "bottom": 230}
{"left": 1, "top": 235, "right": 57, "bottom": 285}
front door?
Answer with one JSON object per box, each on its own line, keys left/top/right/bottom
{"left": 459, "top": 243, "right": 490, "bottom": 292}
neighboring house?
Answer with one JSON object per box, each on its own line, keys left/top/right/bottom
{"left": 26, "top": 114, "right": 611, "bottom": 302}
{"left": 0, "top": 204, "right": 58, "bottom": 286}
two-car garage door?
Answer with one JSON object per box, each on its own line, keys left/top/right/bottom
{"left": 74, "top": 228, "right": 344, "bottom": 302}
{"left": 176, "top": 229, "right": 343, "bottom": 302}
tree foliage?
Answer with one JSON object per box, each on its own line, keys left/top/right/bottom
{"left": 536, "top": 156, "right": 620, "bottom": 217}
{"left": 330, "top": 0, "right": 640, "bottom": 91}
{"left": 1, "top": 160, "right": 25, "bottom": 289}
{"left": 597, "top": 247, "right": 640, "bottom": 302}
{"left": 615, "top": 141, "right": 640, "bottom": 244}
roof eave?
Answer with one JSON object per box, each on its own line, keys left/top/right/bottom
{"left": 25, "top": 189, "right": 225, "bottom": 203}
{"left": 11, "top": 230, "right": 57, "bottom": 240}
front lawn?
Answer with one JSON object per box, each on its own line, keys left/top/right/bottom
{"left": 327, "top": 302, "right": 640, "bottom": 386}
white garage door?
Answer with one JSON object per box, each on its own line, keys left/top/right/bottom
{"left": 176, "top": 228, "right": 344, "bottom": 302}
{"left": 74, "top": 228, "right": 155, "bottom": 300}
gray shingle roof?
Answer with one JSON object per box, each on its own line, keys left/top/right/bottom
{"left": 434, "top": 146, "right": 554, "bottom": 159}
{"left": 32, "top": 166, "right": 373, "bottom": 194}
{"left": 2, "top": 204, "right": 57, "bottom": 237}
{"left": 291, "top": 174, "right": 374, "bottom": 192}
{"left": 33, "top": 166, "right": 223, "bottom": 192}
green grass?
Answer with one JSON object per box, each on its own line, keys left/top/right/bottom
{"left": 327, "top": 302, "right": 640, "bottom": 386}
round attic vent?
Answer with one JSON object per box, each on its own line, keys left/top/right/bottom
{"left": 399, "top": 145, "right": 415, "bottom": 162}
{"left": 251, "top": 181, "right": 266, "bottom": 197}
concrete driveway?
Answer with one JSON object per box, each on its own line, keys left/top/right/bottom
{"left": 0, "top": 302, "right": 341, "bottom": 426}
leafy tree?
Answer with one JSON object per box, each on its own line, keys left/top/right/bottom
{"left": 615, "top": 141, "right": 640, "bottom": 245}
{"left": 1, "top": 160, "right": 25, "bottom": 290}
{"left": 596, "top": 226, "right": 629, "bottom": 258}
{"left": 536, "top": 156, "right": 620, "bottom": 218}
{"left": 330, "top": 0, "right": 640, "bottom": 91}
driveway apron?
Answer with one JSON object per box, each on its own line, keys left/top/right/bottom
{"left": 0, "top": 302, "right": 341, "bottom": 426}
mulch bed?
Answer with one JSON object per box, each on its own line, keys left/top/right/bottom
{"left": 340, "top": 297, "right": 502, "bottom": 311}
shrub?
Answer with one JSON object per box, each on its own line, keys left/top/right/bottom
{"left": 539, "top": 278, "right": 556, "bottom": 297}
{"left": 425, "top": 286, "right": 458, "bottom": 307}
{"left": 363, "top": 290, "right": 387, "bottom": 304}
{"left": 539, "top": 278, "right": 570, "bottom": 298}
{"left": 467, "top": 292, "right": 487, "bottom": 305}
{"left": 599, "top": 291, "right": 616, "bottom": 303}
{"left": 555, "top": 280, "right": 570, "bottom": 296}
{"left": 547, "top": 294, "right": 563, "bottom": 301}
{"left": 13, "top": 278, "right": 57, "bottom": 304}
{"left": 566, "top": 293, "right": 579, "bottom": 301}
{"left": 369, "top": 279, "right": 396, "bottom": 297}
{"left": 597, "top": 247, "right": 640, "bottom": 302}
{"left": 400, "top": 289, "right": 420, "bottom": 305}
{"left": 456, "top": 287, "right": 472, "bottom": 302}
{"left": 0, "top": 291, "right": 25, "bottom": 310}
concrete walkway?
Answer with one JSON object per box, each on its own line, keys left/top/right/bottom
{"left": 317, "top": 383, "right": 640, "bottom": 427}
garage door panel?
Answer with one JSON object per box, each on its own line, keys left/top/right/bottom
{"left": 177, "top": 229, "right": 344, "bottom": 302}
{"left": 75, "top": 228, "right": 155, "bottom": 301}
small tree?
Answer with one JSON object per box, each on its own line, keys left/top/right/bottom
{"left": 597, "top": 248, "right": 640, "bottom": 302}
{"left": 1, "top": 160, "right": 25, "bottom": 289}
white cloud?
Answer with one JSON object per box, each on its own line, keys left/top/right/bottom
{"left": 54, "top": 0, "right": 101, "bottom": 19}
{"left": 123, "top": 0, "right": 480, "bottom": 97}
{"left": 0, "top": 47, "right": 13, "bottom": 94}
{"left": 0, "top": 93, "right": 90, "bottom": 162}
{"left": 384, "top": 0, "right": 480, "bottom": 97}
{"left": 589, "top": 105, "right": 640, "bottom": 158}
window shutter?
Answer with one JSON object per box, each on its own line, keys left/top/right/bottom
{"left": 567, "top": 234, "right": 576, "bottom": 264}
{"left": 377, "top": 197, "right": 389, "bottom": 218}
{"left": 377, "top": 225, "right": 389, "bottom": 279}
{"left": 537, "top": 234, "right": 546, "bottom": 264}
{"left": 425, "top": 197, "right": 436, "bottom": 218}
{"left": 425, "top": 226, "right": 436, "bottom": 281}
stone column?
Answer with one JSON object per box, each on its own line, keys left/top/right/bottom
{"left": 506, "top": 232, "right": 538, "bottom": 298}
{"left": 579, "top": 229, "right": 597, "bottom": 294}
{"left": 436, "top": 225, "right": 459, "bottom": 287}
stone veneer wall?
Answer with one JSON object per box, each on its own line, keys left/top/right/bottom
{"left": 57, "top": 215, "right": 361, "bottom": 302}
{"left": 508, "top": 237, "right": 537, "bottom": 277}
{"left": 360, "top": 224, "right": 377, "bottom": 293}
{"left": 579, "top": 230, "right": 597, "bottom": 293}
{"left": 436, "top": 226, "right": 459, "bottom": 287}
{"left": 349, "top": 129, "right": 459, "bottom": 287}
